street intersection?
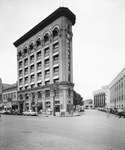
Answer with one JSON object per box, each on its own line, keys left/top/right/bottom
{"left": 0, "top": 109, "right": 125, "bottom": 150}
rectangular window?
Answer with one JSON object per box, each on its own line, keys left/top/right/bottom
{"left": 68, "top": 74, "right": 71, "bottom": 82}
{"left": 24, "top": 67, "right": 28, "bottom": 75}
{"left": 45, "top": 80, "right": 50, "bottom": 85}
{"left": 24, "top": 58, "right": 28, "bottom": 66}
{"left": 44, "top": 47, "right": 49, "bottom": 57}
{"left": 37, "top": 82, "right": 42, "bottom": 87}
{"left": 30, "top": 55, "right": 34, "bottom": 63}
{"left": 122, "top": 95, "right": 124, "bottom": 100}
{"left": 45, "top": 90, "right": 50, "bottom": 98}
{"left": 19, "top": 61, "right": 22, "bottom": 68}
{"left": 45, "top": 58, "right": 50, "bottom": 67}
{"left": 38, "top": 91, "right": 42, "bottom": 98}
{"left": 54, "top": 90, "right": 59, "bottom": 97}
{"left": 37, "top": 51, "right": 41, "bottom": 59}
{"left": 25, "top": 94, "right": 29, "bottom": 100}
{"left": 37, "top": 62, "right": 41, "bottom": 70}
{"left": 45, "top": 70, "right": 50, "bottom": 75}
{"left": 54, "top": 78, "right": 59, "bottom": 83}
{"left": 30, "top": 65, "right": 34, "bottom": 71}
{"left": 31, "top": 84, "right": 35, "bottom": 88}
{"left": 68, "top": 62, "right": 70, "bottom": 71}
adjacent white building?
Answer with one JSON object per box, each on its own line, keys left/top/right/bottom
{"left": 109, "top": 67, "right": 125, "bottom": 109}
{"left": 93, "top": 85, "right": 110, "bottom": 108}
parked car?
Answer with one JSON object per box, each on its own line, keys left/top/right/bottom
{"left": 1, "top": 110, "right": 11, "bottom": 115}
{"left": 79, "top": 108, "right": 85, "bottom": 112}
{"left": 22, "top": 110, "right": 38, "bottom": 116}
{"left": 116, "top": 108, "right": 125, "bottom": 118}
{"left": 109, "top": 108, "right": 117, "bottom": 114}
{"left": 11, "top": 110, "right": 23, "bottom": 115}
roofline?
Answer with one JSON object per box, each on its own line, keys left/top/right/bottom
{"left": 13, "top": 7, "right": 76, "bottom": 47}
{"left": 109, "top": 67, "right": 125, "bottom": 88}
{"left": 2, "top": 83, "right": 17, "bottom": 92}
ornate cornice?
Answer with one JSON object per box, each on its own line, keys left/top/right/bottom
{"left": 13, "top": 7, "right": 76, "bottom": 47}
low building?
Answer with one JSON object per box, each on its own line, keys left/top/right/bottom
{"left": 83, "top": 99, "right": 94, "bottom": 109}
{"left": 93, "top": 85, "right": 110, "bottom": 108}
{"left": 0, "top": 78, "right": 13, "bottom": 110}
{"left": 109, "top": 67, "right": 125, "bottom": 109}
{"left": 2, "top": 83, "right": 18, "bottom": 111}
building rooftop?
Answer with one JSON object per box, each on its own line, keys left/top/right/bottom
{"left": 13, "top": 7, "right": 76, "bottom": 47}
{"left": 2, "top": 83, "right": 17, "bottom": 91}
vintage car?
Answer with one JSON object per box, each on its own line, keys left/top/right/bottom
{"left": 22, "top": 110, "right": 38, "bottom": 116}
{"left": 0, "top": 110, "right": 11, "bottom": 115}
{"left": 116, "top": 108, "right": 125, "bottom": 118}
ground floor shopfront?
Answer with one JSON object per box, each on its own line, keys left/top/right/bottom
{"left": 1, "top": 101, "right": 18, "bottom": 113}
{"left": 17, "top": 82, "right": 74, "bottom": 114}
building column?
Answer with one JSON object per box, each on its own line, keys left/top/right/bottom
{"left": 59, "top": 86, "right": 68, "bottom": 111}
{"left": 29, "top": 93, "right": 31, "bottom": 110}
{"left": 42, "top": 90, "right": 46, "bottom": 112}
{"left": 23, "top": 94, "right": 25, "bottom": 111}
{"left": 50, "top": 89, "right": 55, "bottom": 115}
{"left": 35, "top": 92, "right": 38, "bottom": 112}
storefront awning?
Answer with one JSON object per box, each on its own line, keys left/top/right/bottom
{"left": 35, "top": 102, "right": 42, "bottom": 107}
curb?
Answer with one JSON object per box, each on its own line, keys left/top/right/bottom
{"left": 38, "top": 113, "right": 81, "bottom": 117}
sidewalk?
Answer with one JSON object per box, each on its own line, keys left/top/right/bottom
{"left": 38, "top": 111, "right": 81, "bottom": 117}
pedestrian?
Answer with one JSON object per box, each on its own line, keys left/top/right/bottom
{"left": 107, "top": 109, "right": 110, "bottom": 118}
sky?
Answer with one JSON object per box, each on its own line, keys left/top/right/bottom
{"left": 0, "top": 0, "right": 125, "bottom": 99}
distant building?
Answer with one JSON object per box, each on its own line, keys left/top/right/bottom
{"left": 2, "top": 83, "right": 18, "bottom": 111}
{"left": 13, "top": 7, "right": 76, "bottom": 113}
{"left": 93, "top": 85, "right": 110, "bottom": 108}
{"left": 83, "top": 99, "right": 93, "bottom": 109}
{"left": 0, "top": 78, "right": 17, "bottom": 110}
{"left": 109, "top": 67, "right": 125, "bottom": 109}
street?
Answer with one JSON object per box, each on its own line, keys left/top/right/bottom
{"left": 0, "top": 109, "right": 125, "bottom": 150}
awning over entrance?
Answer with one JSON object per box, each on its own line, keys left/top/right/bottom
{"left": 35, "top": 102, "right": 42, "bottom": 107}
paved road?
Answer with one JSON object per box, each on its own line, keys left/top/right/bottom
{"left": 0, "top": 109, "right": 125, "bottom": 150}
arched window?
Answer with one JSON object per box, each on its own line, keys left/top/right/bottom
{"left": 36, "top": 38, "right": 41, "bottom": 47}
{"left": 44, "top": 33, "right": 49, "bottom": 43}
{"left": 18, "top": 50, "right": 22, "bottom": 57}
{"left": 29, "top": 42, "right": 34, "bottom": 50}
{"left": 23, "top": 47, "right": 28, "bottom": 55}
{"left": 53, "top": 27, "right": 59, "bottom": 38}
